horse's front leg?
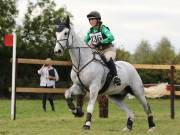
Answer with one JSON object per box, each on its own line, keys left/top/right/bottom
{"left": 83, "top": 84, "right": 100, "bottom": 130}
{"left": 65, "top": 84, "right": 84, "bottom": 117}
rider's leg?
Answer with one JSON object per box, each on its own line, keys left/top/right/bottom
{"left": 101, "top": 50, "right": 121, "bottom": 86}
{"left": 106, "top": 58, "right": 121, "bottom": 85}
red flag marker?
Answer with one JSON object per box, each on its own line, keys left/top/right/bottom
{"left": 4, "top": 34, "right": 14, "bottom": 47}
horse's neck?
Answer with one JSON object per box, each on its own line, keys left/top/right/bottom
{"left": 69, "top": 28, "right": 93, "bottom": 68}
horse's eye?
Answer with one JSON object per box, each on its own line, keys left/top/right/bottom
{"left": 64, "top": 32, "right": 68, "bottom": 36}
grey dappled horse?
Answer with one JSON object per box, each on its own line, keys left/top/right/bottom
{"left": 54, "top": 16, "right": 155, "bottom": 132}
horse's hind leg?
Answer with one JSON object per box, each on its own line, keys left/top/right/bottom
{"left": 132, "top": 85, "right": 156, "bottom": 131}
{"left": 109, "top": 95, "right": 134, "bottom": 131}
{"left": 137, "top": 94, "right": 155, "bottom": 130}
{"left": 65, "top": 84, "right": 85, "bottom": 117}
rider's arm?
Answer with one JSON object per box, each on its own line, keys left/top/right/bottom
{"left": 100, "top": 26, "right": 114, "bottom": 45}
{"left": 84, "top": 31, "right": 91, "bottom": 45}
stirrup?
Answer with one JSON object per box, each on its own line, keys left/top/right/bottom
{"left": 113, "top": 76, "right": 121, "bottom": 86}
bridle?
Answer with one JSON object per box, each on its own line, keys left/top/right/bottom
{"left": 56, "top": 27, "right": 103, "bottom": 71}
{"left": 56, "top": 27, "right": 71, "bottom": 52}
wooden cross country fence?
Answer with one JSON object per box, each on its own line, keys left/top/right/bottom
{"left": 10, "top": 58, "right": 180, "bottom": 120}
{"left": 10, "top": 58, "right": 109, "bottom": 120}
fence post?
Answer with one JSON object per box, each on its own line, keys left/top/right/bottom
{"left": 170, "top": 65, "right": 175, "bottom": 119}
{"left": 10, "top": 32, "right": 17, "bottom": 120}
{"left": 11, "top": 59, "right": 17, "bottom": 120}
{"left": 98, "top": 95, "right": 108, "bottom": 118}
{"left": 76, "top": 94, "right": 85, "bottom": 109}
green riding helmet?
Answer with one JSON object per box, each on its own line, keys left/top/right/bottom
{"left": 87, "top": 11, "right": 101, "bottom": 20}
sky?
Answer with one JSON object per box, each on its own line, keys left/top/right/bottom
{"left": 17, "top": 0, "right": 180, "bottom": 53}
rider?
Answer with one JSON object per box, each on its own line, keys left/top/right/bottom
{"left": 84, "top": 11, "right": 121, "bottom": 86}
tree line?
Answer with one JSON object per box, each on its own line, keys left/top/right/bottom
{"left": 0, "top": 0, "right": 180, "bottom": 97}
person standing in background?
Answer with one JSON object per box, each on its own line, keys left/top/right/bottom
{"left": 37, "top": 58, "right": 59, "bottom": 112}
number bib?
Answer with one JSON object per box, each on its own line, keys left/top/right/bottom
{"left": 89, "top": 32, "right": 103, "bottom": 44}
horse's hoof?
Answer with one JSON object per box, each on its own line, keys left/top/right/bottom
{"left": 122, "top": 127, "right": 131, "bottom": 132}
{"left": 74, "top": 112, "right": 84, "bottom": 117}
{"left": 77, "top": 111, "right": 84, "bottom": 117}
{"left": 73, "top": 108, "right": 84, "bottom": 117}
{"left": 83, "top": 125, "right": 90, "bottom": 130}
{"left": 148, "top": 127, "right": 155, "bottom": 132}
{"left": 75, "top": 113, "right": 84, "bottom": 117}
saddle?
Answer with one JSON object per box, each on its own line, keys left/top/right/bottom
{"left": 76, "top": 52, "right": 118, "bottom": 94}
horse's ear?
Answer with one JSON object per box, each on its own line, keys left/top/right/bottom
{"left": 56, "top": 18, "right": 61, "bottom": 25}
{"left": 66, "top": 16, "right": 70, "bottom": 28}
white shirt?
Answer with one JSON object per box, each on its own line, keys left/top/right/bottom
{"left": 37, "top": 66, "right": 59, "bottom": 87}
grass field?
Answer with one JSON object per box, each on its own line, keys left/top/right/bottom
{"left": 0, "top": 98, "right": 180, "bottom": 135}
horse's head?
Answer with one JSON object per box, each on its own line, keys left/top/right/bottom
{"left": 54, "top": 16, "right": 71, "bottom": 56}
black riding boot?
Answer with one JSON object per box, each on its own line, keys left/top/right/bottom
{"left": 107, "top": 58, "right": 121, "bottom": 86}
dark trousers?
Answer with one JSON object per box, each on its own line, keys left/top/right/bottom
{"left": 42, "top": 86, "right": 55, "bottom": 111}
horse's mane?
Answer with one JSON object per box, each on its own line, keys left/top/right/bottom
{"left": 70, "top": 25, "right": 86, "bottom": 47}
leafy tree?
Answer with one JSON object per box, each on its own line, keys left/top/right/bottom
{"left": 0, "top": 0, "right": 71, "bottom": 97}
{"left": 17, "top": 0, "right": 71, "bottom": 59}
{"left": 153, "top": 37, "right": 176, "bottom": 64}
{"left": 151, "top": 37, "right": 176, "bottom": 83}
{"left": 0, "top": 0, "right": 18, "bottom": 47}
{"left": 0, "top": 0, "right": 17, "bottom": 96}
{"left": 132, "top": 39, "right": 171, "bottom": 84}
{"left": 174, "top": 52, "right": 180, "bottom": 64}
{"left": 174, "top": 52, "right": 180, "bottom": 84}
{"left": 15, "top": 0, "right": 72, "bottom": 90}
{"left": 133, "top": 40, "right": 153, "bottom": 64}
{"left": 116, "top": 48, "right": 131, "bottom": 62}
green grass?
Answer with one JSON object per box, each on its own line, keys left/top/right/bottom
{"left": 0, "top": 98, "right": 180, "bottom": 135}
